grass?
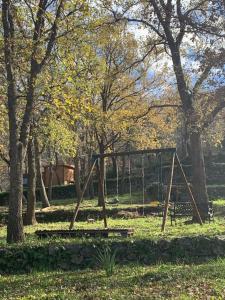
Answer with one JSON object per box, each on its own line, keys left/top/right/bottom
{"left": 0, "top": 197, "right": 225, "bottom": 247}
{"left": 0, "top": 215, "right": 225, "bottom": 248}
{"left": 36, "top": 192, "right": 146, "bottom": 212}
{"left": 28, "top": 195, "right": 225, "bottom": 217}
{"left": 1, "top": 193, "right": 225, "bottom": 214}
{"left": 0, "top": 259, "right": 225, "bottom": 299}
{"left": 0, "top": 198, "right": 225, "bottom": 299}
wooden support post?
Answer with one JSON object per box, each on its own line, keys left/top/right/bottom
{"left": 175, "top": 153, "right": 203, "bottom": 225}
{"left": 161, "top": 152, "right": 175, "bottom": 232}
{"left": 69, "top": 159, "right": 97, "bottom": 230}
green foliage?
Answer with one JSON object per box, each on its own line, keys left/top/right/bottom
{"left": 95, "top": 245, "right": 117, "bottom": 277}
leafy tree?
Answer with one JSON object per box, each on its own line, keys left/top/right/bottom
{"left": 1, "top": 0, "right": 88, "bottom": 243}
{"left": 101, "top": 0, "right": 225, "bottom": 219}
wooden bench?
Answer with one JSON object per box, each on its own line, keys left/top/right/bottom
{"left": 169, "top": 201, "right": 214, "bottom": 225}
{"left": 35, "top": 228, "right": 134, "bottom": 238}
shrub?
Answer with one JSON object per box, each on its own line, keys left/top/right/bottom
{"left": 95, "top": 245, "right": 117, "bottom": 277}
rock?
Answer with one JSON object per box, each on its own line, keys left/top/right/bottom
{"left": 71, "top": 254, "right": 84, "bottom": 265}
{"left": 157, "top": 239, "right": 170, "bottom": 251}
{"left": 58, "top": 262, "right": 70, "bottom": 270}
{"left": 48, "top": 245, "right": 60, "bottom": 255}
{"left": 66, "top": 244, "right": 80, "bottom": 252}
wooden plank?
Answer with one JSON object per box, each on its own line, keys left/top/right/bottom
{"left": 35, "top": 228, "right": 134, "bottom": 238}
{"left": 161, "top": 152, "right": 175, "bottom": 232}
{"left": 175, "top": 153, "right": 203, "bottom": 225}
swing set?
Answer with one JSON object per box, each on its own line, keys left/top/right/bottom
{"left": 103, "top": 150, "right": 163, "bottom": 212}
{"left": 36, "top": 147, "right": 203, "bottom": 239}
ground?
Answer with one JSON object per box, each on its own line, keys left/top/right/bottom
{"left": 0, "top": 196, "right": 225, "bottom": 246}
{"left": 0, "top": 196, "right": 225, "bottom": 299}
{"left": 1, "top": 260, "right": 225, "bottom": 299}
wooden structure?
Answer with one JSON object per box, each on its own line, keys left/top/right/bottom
{"left": 43, "top": 164, "right": 75, "bottom": 186}
{"left": 70, "top": 147, "right": 203, "bottom": 232}
{"left": 36, "top": 147, "right": 203, "bottom": 238}
{"left": 35, "top": 228, "right": 134, "bottom": 238}
{"left": 161, "top": 152, "right": 202, "bottom": 231}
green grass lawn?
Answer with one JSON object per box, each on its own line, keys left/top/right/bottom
{"left": 0, "top": 198, "right": 225, "bottom": 299}
{"left": 35, "top": 192, "right": 147, "bottom": 212}
{"left": 37, "top": 195, "right": 225, "bottom": 214}
{"left": 0, "top": 197, "right": 225, "bottom": 246}
{"left": 0, "top": 215, "right": 225, "bottom": 247}
{"left": 1, "top": 259, "right": 225, "bottom": 299}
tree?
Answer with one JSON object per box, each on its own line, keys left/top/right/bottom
{"left": 24, "top": 137, "right": 37, "bottom": 225}
{"left": 101, "top": 0, "right": 225, "bottom": 219}
{"left": 2, "top": 0, "right": 88, "bottom": 243}
{"left": 89, "top": 23, "right": 154, "bottom": 205}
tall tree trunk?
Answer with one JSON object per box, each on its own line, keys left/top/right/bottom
{"left": 189, "top": 130, "right": 209, "bottom": 220}
{"left": 7, "top": 142, "right": 25, "bottom": 243}
{"left": 74, "top": 155, "right": 82, "bottom": 203}
{"left": 98, "top": 141, "right": 105, "bottom": 207}
{"left": 120, "top": 156, "right": 126, "bottom": 195}
{"left": 2, "top": 0, "right": 25, "bottom": 243}
{"left": 170, "top": 45, "right": 209, "bottom": 218}
{"left": 47, "top": 162, "right": 53, "bottom": 202}
{"left": 24, "top": 139, "right": 37, "bottom": 225}
{"left": 87, "top": 154, "right": 95, "bottom": 199}
{"left": 35, "top": 138, "right": 50, "bottom": 208}
{"left": 111, "top": 156, "right": 117, "bottom": 177}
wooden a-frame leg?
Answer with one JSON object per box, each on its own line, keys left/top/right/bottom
{"left": 175, "top": 153, "right": 203, "bottom": 225}
{"left": 69, "top": 159, "right": 97, "bottom": 230}
{"left": 161, "top": 152, "right": 175, "bottom": 232}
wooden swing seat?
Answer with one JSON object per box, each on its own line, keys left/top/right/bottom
{"left": 35, "top": 228, "right": 134, "bottom": 238}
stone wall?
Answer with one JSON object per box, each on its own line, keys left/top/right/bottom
{"left": 1, "top": 235, "right": 225, "bottom": 274}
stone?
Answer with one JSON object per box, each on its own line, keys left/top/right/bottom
{"left": 48, "top": 245, "right": 60, "bottom": 255}
{"left": 71, "top": 254, "right": 84, "bottom": 265}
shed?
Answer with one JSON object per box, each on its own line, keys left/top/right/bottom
{"left": 43, "top": 164, "right": 75, "bottom": 186}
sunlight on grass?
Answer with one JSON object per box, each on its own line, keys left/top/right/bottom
{"left": 0, "top": 216, "right": 225, "bottom": 247}
{"left": 0, "top": 197, "right": 224, "bottom": 246}
{"left": 0, "top": 259, "right": 225, "bottom": 299}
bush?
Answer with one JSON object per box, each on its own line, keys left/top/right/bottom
{"left": 95, "top": 245, "right": 117, "bottom": 277}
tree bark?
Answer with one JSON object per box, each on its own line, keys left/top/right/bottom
{"left": 87, "top": 154, "right": 95, "bottom": 199}
{"left": 74, "top": 155, "right": 82, "bottom": 203}
{"left": 47, "top": 162, "right": 53, "bottom": 202}
{"left": 7, "top": 142, "right": 25, "bottom": 243}
{"left": 111, "top": 156, "right": 117, "bottom": 177}
{"left": 120, "top": 156, "right": 126, "bottom": 195}
{"left": 98, "top": 141, "right": 105, "bottom": 206}
{"left": 189, "top": 130, "right": 209, "bottom": 220}
{"left": 35, "top": 138, "right": 50, "bottom": 208}
{"left": 2, "top": 0, "right": 25, "bottom": 243}
{"left": 169, "top": 44, "right": 209, "bottom": 218}
{"left": 24, "top": 139, "right": 37, "bottom": 225}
